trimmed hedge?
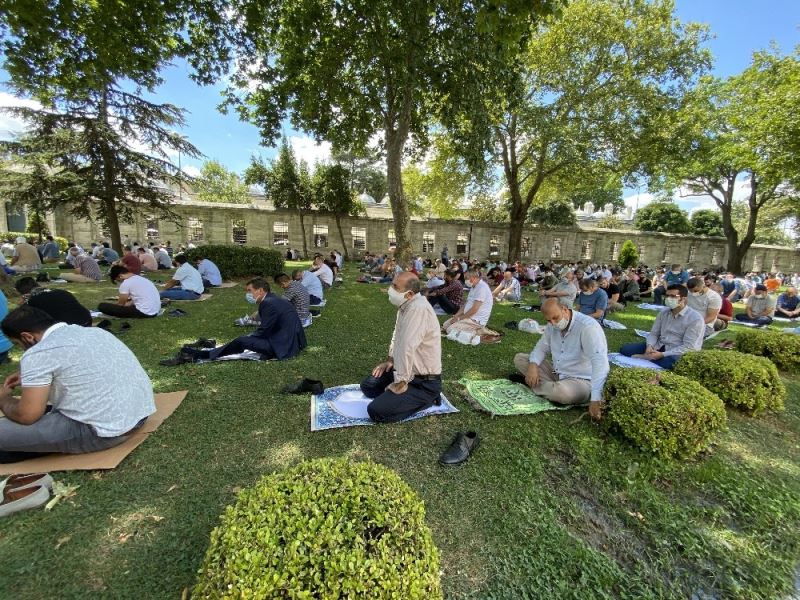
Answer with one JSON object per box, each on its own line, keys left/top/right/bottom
{"left": 674, "top": 350, "right": 786, "bottom": 416}
{"left": 2, "top": 232, "right": 69, "bottom": 252}
{"left": 735, "top": 328, "right": 800, "bottom": 372}
{"left": 193, "top": 458, "right": 442, "bottom": 599}
{"left": 184, "top": 244, "right": 284, "bottom": 279}
{"left": 604, "top": 368, "right": 727, "bottom": 458}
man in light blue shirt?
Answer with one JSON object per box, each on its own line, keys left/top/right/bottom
{"left": 160, "top": 254, "right": 205, "bottom": 300}
{"left": 577, "top": 278, "right": 608, "bottom": 321}
{"left": 194, "top": 257, "right": 223, "bottom": 287}
{"left": 513, "top": 298, "right": 609, "bottom": 421}
{"left": 296, "top": 269, "right": 324, "bottom": 305}
{"left": 654, "top": 263, "right": 689, "bottom": 305}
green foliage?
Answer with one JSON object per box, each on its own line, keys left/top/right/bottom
{"left": 193, "top": 458, "right": 442, "bottom": 599}
{"left": 617, "top": 240, "right": 639, "bottom": 269}
{"left": 26, "top": 210, "right": 50, "bottom": 238}
{"left": 193, "top": 160, "right": 250, "bottom": 204}
{"left": 633, "top": 201, "right": 692, "bottom": 234}
{"left": 2, "top": 231, "right": 68, "bottom": 251}
{"left": 314, "top": 163, "right": 361, "bottom": 258}
{"left": 731, "top": 201, "right": 794, "bottom": 246}
{"left": 735, "top": 329, "right": 800, "bottom": 372}
{"left": 331, "top": 148, "right": 387, "bottom": 201}
{"left": 467, "top": 193, "right": 509, "bottom": 223}
{"left": 596, "top": 214, "right": 624, "bottom": 229}
{"left": 604, "top": 368, "right": 727, "bottom": 458}
{"left": 674, "top": 350, "right": 785, "bottom": 416}
{"left": 527, "top": 197, "right": 577, "bottom": 228}
{"left": 690, "top": 209, "right": 724, "bottom": 237}
{"left": 183, "top": 245, "right": 284, "bottom": 279}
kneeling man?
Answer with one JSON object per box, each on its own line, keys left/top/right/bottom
{"left": 0, "top": 306, "right": 155, "bottom": 463}
{"left": 361, "top": 272, "right": 441, "bottom": 423}
{"left": 513, "top": 298, "right": 608, "bottom": 421}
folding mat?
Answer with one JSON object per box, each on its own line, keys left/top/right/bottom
{"left": 171, "top": 293, "right": 213, "bottom": 302}
{"left": 637, "top": 303, "right": 665, "bottom": 311}
{"left": 310, "top": 384, "right": 457, "bottom": 431}
{"left": 218, "top": 282, "right": 238, "bottom": 288}
{"left": 0, "top": 390, "right": 187, "bottom": 475}
{"left": 608, "top": 352, "right": 664, "bottom": 370}
{"left": 458, "top": 378, "right": 569, "bottom": 417}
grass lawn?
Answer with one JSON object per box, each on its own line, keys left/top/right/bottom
{"left": 0, "top": 263, "right": 799, "bottom": 599}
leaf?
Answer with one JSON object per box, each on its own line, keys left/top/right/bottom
{"left": 45, "top": 482, "right": 80, "bottom": 511}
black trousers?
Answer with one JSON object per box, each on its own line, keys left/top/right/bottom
{"left": 185, "top": 334, "right": 275, "bottom": 361}
{"left": 97, "top": 302, "right": 156, "bottom": 319}
{"left": 427, "top": 294, "right": 459, "bottom": 314}
{"left": 360, "top": 368, "right": 441, "bottom": 423}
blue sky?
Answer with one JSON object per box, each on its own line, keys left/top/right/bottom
{"left": 1, "top": 0, "right": 798, "bottom": 211}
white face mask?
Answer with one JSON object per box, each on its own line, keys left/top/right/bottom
{"left": 388, "top": 285, "right": 409, "bottom": 307}
{"left": 582, "top": 291, "right": 593, "bottom": 296}
{"left": 671, "top": 270, "right": 680, "bottom": 275}
{"left": 555, "top": 316, "right": 570, "bottom": 331}
{"left": 465, "top": 279, "right": 474, "bottom": 288}
{"left": 665, "top": 297, "right": 680, "bottom": 309}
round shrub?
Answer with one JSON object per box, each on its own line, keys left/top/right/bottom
{"left": 604, "top": 368, "right": 727, "bottom": 458}
{"left": 193, "top": 458, "right": 442, "bottom": 599}
{"left": 674, "top": 350, "right": 786, "bottom": 416}
{"left": 735, "top": 328, "right": 800, "bottom": 373}
{"left": 184, "top": 244, "right": 284, "bottom": 279}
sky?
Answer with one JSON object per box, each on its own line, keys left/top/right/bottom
{"left": 1, "top": 0, "right": 798, "bottom": 214}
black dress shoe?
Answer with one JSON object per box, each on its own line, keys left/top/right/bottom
{"left": 439, "top": 431, "right": 479, "bottom": 466}
{"left": 159, "top": 350, "right": 197, "bottom": 366}
{"left": 96, "top": 319, "right": 112, "bottom": 330}
{"left": 508, "top": 372, "right": 526, "bottom": 385}
{"left": 186, "top": 338, "right": 216, "bottom": 348}
{"left": 283, "top": 378, "right": 324, "bottom": 394}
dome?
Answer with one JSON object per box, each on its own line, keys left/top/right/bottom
{"left": 358, "top": 191, "right": 376, "bottom": 205}
{"left": 379, "top": 194, "right": 390, "bottom": 205}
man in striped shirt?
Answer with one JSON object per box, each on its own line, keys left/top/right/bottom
{"left": 275, "top": 272, "right": 311, "bottom": 327}
{"left": 60, "top": 249, "right": 102, "bottom": 283}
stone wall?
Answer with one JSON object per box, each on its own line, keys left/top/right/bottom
{"left": 48, "top": 199, "right": 800, "bottom": 272}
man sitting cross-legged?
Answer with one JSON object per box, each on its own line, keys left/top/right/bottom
{"left": 194, "top": 255, "right": 223, "bottom": 289}
{"left": 0, "top": 306, "right": 155, "bottom": 463}
{"left": 161, "top": 278, "right": 307, "bottom": 365}
{"left": 160, "top": 254, "right": 205, "bottom": 300}
{"left": 423, "top": 270, "right": 463, "bottom": 315}
{"left": 295, "top": 269, "right": 324, "bottom": 306}
{"left": 60, "top": 247, "right": 102, "bottom": 283}
{"left": 15, "top": 277, "right": 93, "bottom": 327}
{"left": 577, "top": 278, "right": 608, "bottom": 322}
{"left": 734, "top": 283, "right": 776, "bottom": 326}
{"left": 512, "top": 298, "right": 608, "bottom": 421}
{"left": 360, "top": 272, "right": 442, "bottom": 423}
{"left": 619, "top": 284, "right": 704, "bottom": 370}
{"left": 97, "top": 266, "right": 161, "bottom": 319}
{"left": 775, "top": 287, "right": 800, "bottom": 319}
{"left": 442, "top": 269, "right": 494, "bottom": 336}
{"left": 492, "top": 269, "right": 522, "bottom": 302}
{"left": 275, "top": 272, "right": 312, "bottom": 327}
{"left": 686, "top": 276, "right": 725, "bottom": 336}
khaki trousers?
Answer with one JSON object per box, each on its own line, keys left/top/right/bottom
{"left": 60, "top": 273, "right": 100, "bottom": 283}
{"left": 513, "top": 353, "right": 592, "bottom": 405}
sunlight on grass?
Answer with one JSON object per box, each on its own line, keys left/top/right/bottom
{"left": 723, "top": 439, "right": 800, "bottom": 478}
{"left": 259, "top": 441, "right": 305, "bottom": 470}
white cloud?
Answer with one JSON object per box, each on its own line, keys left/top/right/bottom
{"left": 0, "top": 92, "right": 42, "bottom": 139}
{"left": 181, "top": 165, "right": 202, "bottom": 178}
{"left": 289, "top": 135, "right": 331, "bottom": 169}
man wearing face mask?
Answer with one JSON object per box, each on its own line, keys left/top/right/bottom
{"left": 360, "top": 272, "right": 442, "bottom": 423}
{"left": 161, "top": 278, "right": 306, "bottom": 365}
{"left": 0, "top": 306, "right": 155, "bottom": 463}
{"left": 512, "top": 298, "right": 609, "bottom": 421}
{"left": 686, "top": 277, "right": 725, "bottom": 336}
{"left": 734, "top": 283, "right": 776, "bottom": 326}
{"left": 540, "top": 270, "right": 578, "bottom": 307}
{"left": 619, "top": 284, "right": 704, "bottom": 369}
{"left": 653, "top": 263, "right": 689, "bottom": 305}
{"left": 442, "top": 269, "right": 495, "bottom": 338}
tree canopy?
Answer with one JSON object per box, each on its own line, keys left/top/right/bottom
{"left": 193, "top": 160, "right": 250, "bottom": 204}
{"left": 690, "top": 209, "right": 724, "bottom": 237}
{"left": 633, "top": 201, "right": 691, "bottom": 234}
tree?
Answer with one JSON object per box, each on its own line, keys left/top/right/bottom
{"left": 466, "top": 193, "right": 509, "bottom": 224}
{"left": 193, "top": 160, "right": 250, "bottom": 204}
{"left": 659, "top": 47, "right": 800, "bottom": 272}
{"left": 528, "top": 197, "right": 577, "bottom": 228}
{"left": 617, "top": 240, "right": 639, "bottom": 269}
{"left": 189, "top": 0, "right": 556, "bottom": 263}
{"left": 690, "top": 209, "right": 724, "bottom": 237}
{"left": 331, "top": 148, "right": 387, "bottom": 202}
{"left": 633, "top": 201, "right": 691, "bottom": 234}
{"left": 731, "top": 201, "right": 794, "bottom": 247}
{"left": 596, "top": 214, "right": 624, "bottom": 229}
{"left": 26, "top": 209, "right": 50, "bottom": 240}
{"left": 446, "top": 0, "right": 709, "bottom": 261}
{"left": 313, "top": 163, "right": 363, "bottom": 259}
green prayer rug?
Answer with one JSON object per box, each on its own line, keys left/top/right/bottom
{"left": 458, "top": 378, "right": 571, "bottom": 416}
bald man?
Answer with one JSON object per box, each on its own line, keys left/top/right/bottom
{"left": 361, "top": 272, "right": 443, "bottom": 423}
{"left": 513, "top": 298, "right": 609, "bottom": 421}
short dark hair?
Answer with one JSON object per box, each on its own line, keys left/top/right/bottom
{"left": 46, "top": 235, "right": 53, "bottom": 241}
{"left": 109, "top": 265, "right": 129, "bottom": 282}
{"left": 246, "top": 277, "right": 270, "bottom": 293}
{"left": 404, "top": 277, "right": 421, "bottom": 294}
{"left": 686, "top": 277, "right": 704, "bottom": 290}
{"left": 579, "top": 278, "right": 597, "bottom": 291}
{"left": 14, "top": 277, "right": 38, "bottom": 295}
{"left": 174, "top": 254, "right": 188, "bottom": 265}
{"left": 1, "top": 306, "right": 57, "bottom": 339}
{"left": 667, "top": 283, "right": 688, "bottom": 298}
{"left": 275, "top": 273, "right": 290, "bottom": 284}
{"left": 102, "top": 242, "right": 110, "bottom": 248}
{"left": 291, "top": 269, "right": 303, "bottom": 280}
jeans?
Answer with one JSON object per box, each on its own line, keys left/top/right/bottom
{"left": 734, "top": 314, "right": 773, "bottom": 326}
{"left": 619, "top": 341, "right": 680, "bottom": 370}
{"left": 360, "top": 368, "right": 441, "bottom": 423}
{"left": 160, "top": 288, "right": 201, "bottom": 300}
{"left": 653, "top": 285, "right": 667, "bottom": 305}
{"left": 427, "top": 294, "right": 459, "bottom": 314}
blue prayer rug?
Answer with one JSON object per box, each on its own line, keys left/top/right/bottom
{"left": 310, "top": 384, "right": 458, "bottom": 431}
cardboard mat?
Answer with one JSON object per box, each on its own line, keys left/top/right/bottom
{"left": 0, "top": 390, "right": 187, "bottom": 475}
{"left": 171, "top": 293, "right": 213, "bottom": 302}
{"left": 218, "top": 281, "right": 238, "bottom": 288}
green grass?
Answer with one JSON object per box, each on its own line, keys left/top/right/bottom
{"left": 1, "top": 264, "right": 799, "bottom": 599}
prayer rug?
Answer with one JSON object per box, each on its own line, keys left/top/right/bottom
{"left": 637, "top": 303, "right": 665, "bottom": 311}
{"left": 602, "top": 319, "right": 628, "bottom": 330}
{"left": 457, "top": 378, "right": 569, "bottom": 417}
{"left": 433, "top": 306, "right": 449, "bottom": 316}
{"left": 196, "top": 350, "right": 269, "bottom": 364}
{"left": 171, "top": 293, "right": 213, "bottom": 302}
{"left": 635, "top": 329, "right": 649, "bottom": 338}
{"left": 310, "top": 384, "right": 457, "bottom": 431}
{"left": 729, "top": 320, "right": 766, "bottom": 328}
{"left": 91, "top": 308, "right": 166, "bottom": 319}
{"left": 310, "top": 299, "right": 327, "bottom": 307}
{"left": 608, "top": 352, "right": 664, "bottom": 370}
{"left": 774, "top": 316, "right": 799, "bottom": 322}
{"left": 218, "top": 282, "right": 238, "bottom": 288}
{"left": 0, "top": 391, "right": 187, "bottom": 474}
{"left": 782, "top": 327, "right": 800, "bottom": 334}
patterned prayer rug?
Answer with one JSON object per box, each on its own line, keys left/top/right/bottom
{"left": 458, "top": 378, "right": 570, "bottom": 416}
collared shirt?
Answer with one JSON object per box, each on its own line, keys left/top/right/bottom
{"left": 529, "top": 310, "right": 609, "bottom": 402}
{"left": 282, "top": 280, "right": 310, "bottom": 321}
{"left": 197, "top": 259, "right": 222, "bottom": 285}
{"left": 389, "top": 294, "right": 442, "bottom": 384}
{"left": 646, "top": 306, "right": 705, "bottom": 357}
{"left": 778, "top": 293, "right": 799, "bottom": 312}
{"left": 431, "top": 279, "right": 463, "bottom": 306}
{"left": 746, "top": 294, "right": 776, "bottom": 316}
{"left": 552, "top": 280, "right": 578, "bottom": 307}
{"left": 300, "top": 270, "right": 323, "bottom": 299}
{"left": 73, "top": 254, "right": 102, "bottom": 281}
{"left": 498, "top": 277, "right": 521, "bottom": 299}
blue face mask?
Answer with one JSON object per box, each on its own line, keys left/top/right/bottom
{"left": 245, "top": 292, "right": 257, "bottom": 304}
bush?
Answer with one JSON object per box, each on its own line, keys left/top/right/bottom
{"left": 193, "top": 458, "right": 442, "bottom": 599}
{"left": 674, "top": 350, "right": 785, "bottom": 416}
{"left": 604, "top": 368, "right": 727, "bottom": 458}
{"left": 617, "top": 240, "right": 639, "bottom": 269}
{"left": 184, "top": 244, "right": 284, "bottom": 279}
{"left": 735, "top": 328, "right": 800, "bottom": 373}
{"left": 1, "top": 232, "right": 69, "bottom": 252}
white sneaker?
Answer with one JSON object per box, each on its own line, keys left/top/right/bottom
{"left": 447, "top": 330, "right": 460, "bottom": 341}
{"left": 0, "top": 473, "right": 53, "bottom": 496}
{"left": 0, "top": 485, "right": 50, "bottom": 518}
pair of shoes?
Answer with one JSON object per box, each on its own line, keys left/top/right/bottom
{"left": 439, "top": 432, "right": 480, "bottom": 466}
{"left": 159, "top": 350, "right": 197, "bottom": 366}
{"left": 168, "top": 308, "right": 188, "bottom": 317}
{"left": 0, "top": 473, "right": 53, "bottom": 518}
{"left": 96, "top": 319, "right": 112, "bottom": 330}
{"left": 186, "top": 338, "right": 216, "bottom": 349}
{"left": 283, "top": 378, "right": 324, "bottom": 394}
{"left": 504, "top": 321, "right": 519, "bottom": 330}
{"left": 508, "top": 372, "right": 527, "bottom": 385}
{"left": 0, "top": 473, "right": 53, "bottom": 496}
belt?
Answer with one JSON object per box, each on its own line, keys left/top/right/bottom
{"left": 415, "top": 374, "right": 441, "bottom": 381}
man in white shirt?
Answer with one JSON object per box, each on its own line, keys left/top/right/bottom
{"left": 160, "top": 254, "right": 205, "bottom": 300}
{"left": 0, "top": 306, "right": 155, "bottom": 462}
{"left": 312, "top": 256, "right": 334, "bottom": 289}
{"left": 296, "top": 269, "right": 324, "bottom": 305}
{"left": 154, "top": 246, "right": 172, "bottom": 269}
{"left": 443, "top": 269, "right": 495, "bottom": 336}
{"left": 493, "top": 269, "right": 522, "bottom": 302}
{"left": 513, "top": 298, "right": 608, "bottom": 421}
{"left": 194, "top": 256, "right": 223, "bottom": 288}
{"left": 686, "top": 277, "right": 725, "bottom": 335}
{"left": 541, "top": 270, "right": 578, "bottom": 307}
{"left": 98, "top": 265, "right": 162, "bottom": 318}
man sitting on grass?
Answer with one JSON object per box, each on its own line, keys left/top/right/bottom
{"left": 0, "top": 306, "right": 155, "bottom": 463}
{"left": 540, "top": 270, "right": 578, "bottom": 307}
{"left": 577, "top": 278, "right": 607, "bottom": 322}
{"left": 312, "top": 255, "right": 334, "bottom": 289}
{"left": 275, "top": 272, "right": 311, "bottom": 327}
{"left": 512, "top": 298, "right": 608, "bottom": 421}
{"left": 709, "top": 282, "right": 733, "bottom": 324}
{"left": 98, "top": 266, "right": 161, "bottom": 319}
{"left": 423, "top": 270, "right": 463, "bottom": 315}
{"left": 619, "top": 284, "right": 704, "bottom": 370}
{"left": 295, "top": 269, "right": 324, "bottom": 306}
{"left": 442, "top": 269, "right": 494, "bottom": 336}
{"left": 160, "top": 254, "right": 205, "bottom": 300}
{"left": 492, "top": 269, "right": 522, "bottom": 302}
{"left": 361, "top": 272, "right": 442, "bottom": 423}
{"left": 137, "top": 247, "right": 159, "bottom": 272}
{"left": 194, "top": 255, "right": 223, "bottom": 289}
{"left": 734, "top": 283, "right": 776, "bottom": 326}
{"left": 15, "top": 277, "right": 93, "bottom": 326}
{"left": 776, "top": 287, "right": 800, "bottom": 319}
{"left": 686, "top": 276, "right": 725, "bottom": 336}
{"left": 60, "top": 247, "right": 102, "bottom": 283}
{"left": 161, "top": 278, "right": 307, "bottom": 365}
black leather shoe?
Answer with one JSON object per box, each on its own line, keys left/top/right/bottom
{"left": 439, "top": 431, "right": 479, "bottom": 466}
{"left": 283, "top": 378, "right": 324, "bottom": 395}
{"left": 508, "top": 372, "right": 526, "bottom": 385}
{"left": 159, "top": 350, "right": 197, "bottom": 366}
{"left": 186, "top": 338, "right": 216, "bottom": 348}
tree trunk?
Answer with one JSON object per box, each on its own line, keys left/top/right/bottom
{"left": 385, "top": 128, "right": 412, "bottom": 265}
{"left": 335, "top": 214, "right": 348, "bottom": 260}
{"left": 98, "top": 88, "right": 123, "bottom": 253}
{"left": 298, "top": 210, "right": 309, "bottom": 259}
